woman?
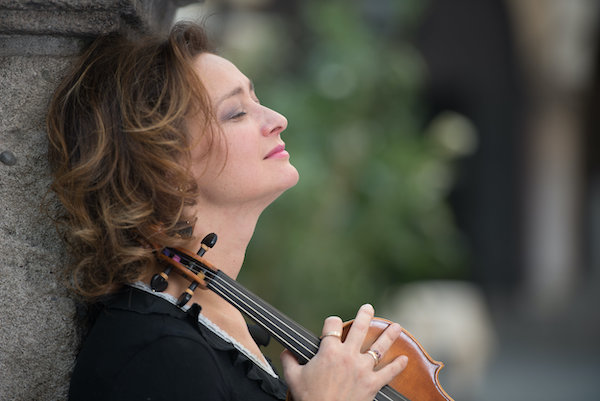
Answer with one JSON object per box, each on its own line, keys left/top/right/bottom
{"left": 47, "top": 22, "right": 408, "bottom": 401}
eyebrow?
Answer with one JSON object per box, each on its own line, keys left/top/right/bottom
{"left": 215, "top": 80, "right": 255, "bottom": 108}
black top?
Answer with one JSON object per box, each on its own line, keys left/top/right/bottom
{"left": 68, "top": 287, "right": 288, "bottom": 401}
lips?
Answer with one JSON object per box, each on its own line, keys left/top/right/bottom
{"left": 264, "top": 144, "right": 288, "bottom": 159}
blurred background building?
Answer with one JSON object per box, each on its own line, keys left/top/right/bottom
{"left": 174, "top": 0, "right": 600, "bottom": 400}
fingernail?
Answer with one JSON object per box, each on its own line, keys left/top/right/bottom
{"left": 361, "top": 303, "right": 374, "bottom": 311}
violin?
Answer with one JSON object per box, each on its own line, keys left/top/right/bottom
{"left": 152, "top": 234, "right": 454, "bottom": 401}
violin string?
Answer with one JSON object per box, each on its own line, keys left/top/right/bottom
{"left": 214, "top": 271, "right": 317, "bottom": 340}
{"left": 207, "top": 273, "right": 319, "bottom": 361}
{"left": 207, "top": 284, "right": 312, "bottom": 360}
{"left": 191, "top": 261, "right": 317, "bottom": 347}
{"left": 215, "top": 270, "right": 318, "bottom": 342}
{"left": 377, "top": 386, "right": 409, "bottom": 401}
{"left": 179, "top": 252, "right": 316, "bottom": 353}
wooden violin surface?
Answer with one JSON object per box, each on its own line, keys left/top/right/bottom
{"left": 342, "top": 318, "right": 453, "bottom": 401}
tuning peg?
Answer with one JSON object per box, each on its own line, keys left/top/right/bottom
{"left": 150, "top": 265, "right": 172, "bottom": 292}
{"left": 197, "top": 233, "right": 218, "bottom": 257}
{"left": 177, "top": 285, "right": 195, "bottom": 307}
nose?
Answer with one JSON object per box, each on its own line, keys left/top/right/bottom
{"left": 261, "top": 106, "right": 288, "bottom": 137}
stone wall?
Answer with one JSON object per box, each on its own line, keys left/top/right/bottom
{"left": 0, "top": 1, "right": 191, "bottom": 399}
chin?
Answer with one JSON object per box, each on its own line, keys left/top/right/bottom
{"left": 267, "top": 167, "right": 300, "bottom": 204}
{"left": 282, "top": 165, "right": 300, "bottom": 189}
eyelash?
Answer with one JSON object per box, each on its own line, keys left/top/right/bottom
{"left": 229, "top": 111, "right": 247, "bottom": 120}
{"left": 225, "top": 97, "right": 259, "bottom": 121}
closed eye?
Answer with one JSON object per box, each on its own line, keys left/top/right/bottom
{"left": 229, "top": 111, "right": 247, "bottom": 120}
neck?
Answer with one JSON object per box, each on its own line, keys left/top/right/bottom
{"left": 154, "top": 203, "right": 264, "bottom": 323}
{"left": 188, "top": 204, "right": 263, "bottom": 279}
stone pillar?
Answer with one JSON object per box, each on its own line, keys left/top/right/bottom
{"left": 0, "top": 1, "right": 192, "bottom": 399}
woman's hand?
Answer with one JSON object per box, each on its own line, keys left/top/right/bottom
{"left": 280, "top": 304, "right": 408, "bottom": 401}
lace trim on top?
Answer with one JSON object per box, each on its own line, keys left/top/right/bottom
{"left": 129, "top": 281, "right": 277, "bottom": 378}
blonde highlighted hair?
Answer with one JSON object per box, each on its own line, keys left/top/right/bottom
{"left": 47, "top": 22, "right": 214, "bottom": 300}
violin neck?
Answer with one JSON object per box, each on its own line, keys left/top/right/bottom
{"left": 207, "top": 270, "right": 320, "bottom": 363}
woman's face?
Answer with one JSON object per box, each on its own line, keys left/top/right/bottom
{"left": 189, "top": 53, "right": 299, "bottom": 210}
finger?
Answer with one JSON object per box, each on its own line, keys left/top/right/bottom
{"left": 344, "top": 303, "right": 375, "bottom": 348}
{"left": 375, "top": 355, "right": 408, "bottom": 383}
{"left": 366, "top": 322, "right": 402, "bottom": 363}
{"left": 280, "top": 349, "right": 301, "bottom": 384}
{"left": 320, "top": 315, "right": 343, "bottom": 344}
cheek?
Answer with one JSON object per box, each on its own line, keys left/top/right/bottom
{"left": 220, "top": 143, "right": 258, "bottom": 183}
{"left": 220, "top": 126, "right": 260, "bottom": 168}
{"left": 190, "top": 127, "right": 227, "bottom": 173}
{"left": 192, "top": 136, "right": 251, "bottom": 187}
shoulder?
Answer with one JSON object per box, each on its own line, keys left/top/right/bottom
{"left": 69, "top": 288, "right": 232, "bottom": 400}
{"left": 77, "top": 287, "right": 203, "bottom": 351}
{"left": 108, "top": 335, "right": 231, "bottom": 400}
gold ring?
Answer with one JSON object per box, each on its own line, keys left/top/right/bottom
{"left": 321, "top": 330, "right": 342, "bottom": 340}
{"left": 366, "top": 349, "right": 382, "bottom": 366}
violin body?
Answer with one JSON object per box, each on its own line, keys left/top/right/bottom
{"left": 343, "top": 318, "right": 453, "bottom": 401}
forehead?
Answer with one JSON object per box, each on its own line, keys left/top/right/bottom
{"left": 193, "top": 53, "right": 248, "bottom": 99}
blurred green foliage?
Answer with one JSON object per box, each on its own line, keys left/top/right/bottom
{"left": 221, "top": 0, "right": 467, "bottom": 333}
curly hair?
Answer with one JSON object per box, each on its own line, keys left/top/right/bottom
{"left": 46, "top": 22, "right": 215, "bottom": 300}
